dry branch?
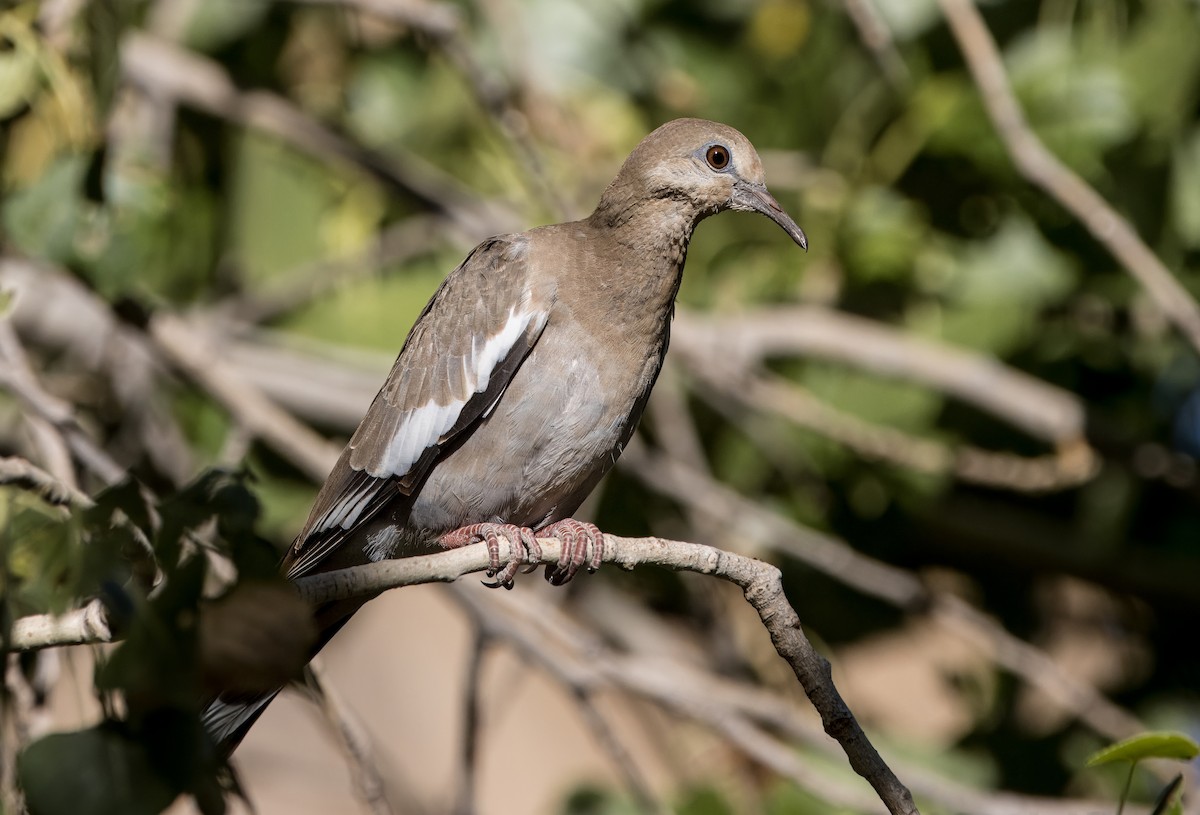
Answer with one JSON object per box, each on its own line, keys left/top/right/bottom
{"left": 6, "top": 533, "right": 920, "bottom": 815}
{"left": 0, "top": 455, "right": 93, "bottom": 509}
{"left": 938, "top": 0, "right": 1200, "bottom": 354}
{"left": 148, "top": 313, "right": 341, "bottom": 483}
{"left": 294, "top": 534, "right": 921, "bottom": 815}
{"left": 620, "top": 443, "right": 1149, "bottom": 746}
{"left": 673, "top": 306, "right": 1087, "bottom": 445}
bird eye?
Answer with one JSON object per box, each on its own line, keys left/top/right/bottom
{"left": 705, "top": 144, "right": 730, "bottom": 171}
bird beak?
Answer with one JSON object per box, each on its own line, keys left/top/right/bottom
{"left": 731, "top": 181, "right": 808, "bottom": 251}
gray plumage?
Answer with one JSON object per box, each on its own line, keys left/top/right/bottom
{"left": 204, "top": 118, "right": 807, "bottom": 752}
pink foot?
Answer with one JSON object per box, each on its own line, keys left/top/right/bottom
{"left": 438, "top": 523, "right": 541, "bottom": 590}
{"left": 539, "top": 519, "right": 605, "bottom": 586}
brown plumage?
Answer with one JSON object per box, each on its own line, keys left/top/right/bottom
{"left": 204, "top": 118, "right": 807, "bottom": 751}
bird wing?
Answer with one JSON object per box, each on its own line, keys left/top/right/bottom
{"left": 283, "top": 234, "right": 552, "bottom": 579}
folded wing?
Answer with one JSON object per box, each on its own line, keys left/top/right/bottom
{"left": 283, "top": 235, "right": 551, "bottom": 579}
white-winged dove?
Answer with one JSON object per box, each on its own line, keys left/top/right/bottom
{"left": 204, "top": 118, "right": 806, "bottom": 751}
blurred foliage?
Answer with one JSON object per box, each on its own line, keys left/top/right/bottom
{"left": 5, "top": 471, "right": 302, "bottom": 815}
{"left": 2, "top": 0, "right": 1200, "bottom": 812}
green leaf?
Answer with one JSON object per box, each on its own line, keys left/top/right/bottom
{"left": 1086, "top": 731, "right": 1200, "bottom": 767}
{"left": 0, "top": 12, "right": 40, "bottom": 119}
{"left": 840, "top": 186, "right": 929, "bottom": 282}
{"left": 18, "top": 724, "right": 178, "bottom": 815}
{"left": 1171, "top": 128, "right": 1200, "bottom": 249}
{"left": 2, "top": 154, "right": 88, "bottom": 263}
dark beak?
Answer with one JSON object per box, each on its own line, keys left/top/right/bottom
{"left": 731, "top": 181, "right": 808, "bottom": 251}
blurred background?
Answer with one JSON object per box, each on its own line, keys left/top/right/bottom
{"left": 2, "top": 0, "right": 1200, "bottom": 813}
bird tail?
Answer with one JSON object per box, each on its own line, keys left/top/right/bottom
{"left": 201, "top": 604, "right": 358, "bottom": 757}
{"left": 202, "top": 692, "right": 281, "bottom": 757}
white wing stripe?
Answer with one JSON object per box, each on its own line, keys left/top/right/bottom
{"left": 372, "top": 307, "right": 541, "bottom": 479}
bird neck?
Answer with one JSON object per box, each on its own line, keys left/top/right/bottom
{"left": 587, "top": 196, "right": 707, "bottom": 274}
{"left": 578, "top": 197, "right": 706, "bottom": 332}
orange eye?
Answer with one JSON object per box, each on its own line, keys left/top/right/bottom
{"left": 705, "top": 144, "right": 730, "bottom": 170}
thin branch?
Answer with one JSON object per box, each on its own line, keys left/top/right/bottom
{"left": 571, "top": 691, "right": 668, "bottom": 815}
{"left": 302, "top": 659, "right": 396, "bottom": 815}
{"left": 293, "top": 535, "right": 920, "bottom": 815}
{"left": 0, "top": 320, "right": 125, "bottom": 486}
{"left": 9, "top": 599, "right": 113, "bottom": 651}
{"left": 938, "top": 0, "right": 1200, "bottom": 354}
{"left": 619, "top": 443, "right": 1150, "bottom": 746}
{"left": 453, "top": 585, "right": 671, "bottom": 815}
{"left": 840, "top": 0, "right": 911, "bottom": 90}
{"left": 0, "top": 455, "right": 94, "bottom": 509}
{"left": 148, "top": 313, "right": 341, "bottom": 483}
{"left": 720, "top": 370, "right": 1098, "bottom": 492}
{"left": 452, "top": 621, "right": 487, "bottom": 815}
{"left": 212, "top": 215, "right": 452, "bottom": 326}
{"left": 0, "top": 258, "right": 195, "bottom": 487}
{"left": 462, "top": 580, "right": 1128, "bottom": 815}
{"left": 673, "top": 306, "right": 1087, "bottom": 445}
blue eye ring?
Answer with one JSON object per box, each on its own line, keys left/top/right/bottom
{"left": 705, "top": 144, "right": 731, "bottom": 171}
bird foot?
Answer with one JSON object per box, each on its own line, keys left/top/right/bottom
{"left": 438, "top": 523, "right": 541, "bottom": 590}
{"left": 538, "top": 519, "right": 605, "bottom": 586}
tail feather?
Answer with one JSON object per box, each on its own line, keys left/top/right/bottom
{"left": 202, "top": 692, "right": 281, "bottom": 758}
{"left": 201, "top": 607, "right": 357, "bottom": 756}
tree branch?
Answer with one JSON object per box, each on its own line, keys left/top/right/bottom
{"left": 148, "top": 313, "right": 342, "bottom": 483}
{"left": 6, "top": 533, "right": 920, "bottom": 815}
{"left": 293, "top": 534, "right": 920, "bottom": 815}
{"left": 673, "top": 306, "right": 1087, "bottom": 445}
{"left": 0, "top": 456, "right": 94, "bottom": 510}
{"left": 938, "top": 0, "right": 1200, "bottom": 355}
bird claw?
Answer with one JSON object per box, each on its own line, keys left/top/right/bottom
{"left": 438, "top": 523, "right": 540, "bottom": 590}
{"left": 539, "top": 519, "right": 605, "bottom": 586}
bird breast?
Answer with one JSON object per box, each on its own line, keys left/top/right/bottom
{"left": 406, "top": 307, "right": 667, "bottom": 535}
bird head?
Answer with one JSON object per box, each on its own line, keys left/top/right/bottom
{"left": 596, "top": 118, "right": 808, "bottom": 250}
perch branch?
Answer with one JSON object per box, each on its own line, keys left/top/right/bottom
{"left": 5, "top": 534, "right": 920, "bottom": 815}
{"left": 294, "top": 534, "right": 920, "bottom": 815}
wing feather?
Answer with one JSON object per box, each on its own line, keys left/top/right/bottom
{"left": 282, "top": 235, "right": 552, "bottom": 579}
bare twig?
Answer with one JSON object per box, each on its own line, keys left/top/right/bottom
{"left": 148, "top": 313, "right": 341, "bottom": 483}
{"left": 213, "top": 215, "right": 452, "bottom": 325}
{"left": 938, "top": 0, "right": 1200, "bottom": 354}
{"left": 286, "top": 0, "right": 461, "bottom": 39}
{"left": 0, "top": 258, "right": 195, "bottom": 486}
{"left": 9, "top": 598, "right": 113, "bottom": 651}
{"left": 0, "top": 320, "right": 125, "bottom": 486}
{"left": 673, "top": 306, "right": 1087, "bottom": 445}
{"left": 840, "top": 0, "right": 911, "bottom": 90}
{"left": 453, "top": 585, "right": 671, "bottom": 815}
{"left": 302, "top": 658, "right": 396, "bottom": 815}
{"left": 620, "top": 444, "right": 1149, "bottom": 746}
{"left": 0, "top": 455, "right": 93, "bottom": 509}
{"left": 715, "top": 370, "right": 1098, "bottom": 492}
{"left": 464, "top": 582, "right": 1130, "bottom": 815}
{"left": 452, "top": 622, "right": 487, "bottom": 815}
{"left": 571, "top": 691, "right": 668, "bottom": 815}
